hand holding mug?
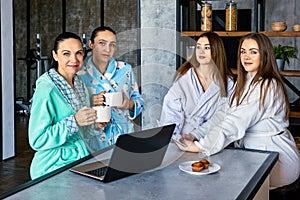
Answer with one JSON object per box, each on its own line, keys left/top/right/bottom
{"left": 94, "top": 122, "right": 109, "bottom": 129}
{"left": 93, "top": 91, "right": 106, "bottom": 106}
{"left": 117, "top": 91, "right": 134, "bottom": 111}
{"left": 103, "top": 91, "right": 123, "bottom": 107}
{"left": 93, "top": 106, "right": 111, "bottom": 123}
{"left": 75, "top": 106, "right": 97, "bottom": 126}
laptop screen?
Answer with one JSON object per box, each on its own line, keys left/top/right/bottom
{"left": 70, "top": 124, "right": 176, "bottom": 183}
{"left": 107, "top": 124, "right": 176, "bottom": 175}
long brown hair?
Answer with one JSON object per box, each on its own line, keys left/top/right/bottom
{"left": 175, "top": 32, "right": 235, "bottom": 97}
{"left": 230, "top": 33, "right": 290, "bottom": 120}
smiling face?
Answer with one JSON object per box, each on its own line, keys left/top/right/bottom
{"left": 195, "top": 36, "right": 212, "bottom": 66}
{"left": 240, "top": 38, "right": 260, "bottom": 76}
{"left": 89, "top": 30, "right": 117, "bottom": 65}
{"left": 52, "top": 38, "right": 83, "bottom": 81}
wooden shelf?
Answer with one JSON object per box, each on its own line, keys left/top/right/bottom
{"left": 290, "top": 111, "right": 300, "bottom": 118}
{"left": 280, "top": 70, "right": 300, "bottom": 77}
{"left": 260, "top": 31, "right": 300, "bottom": 37}
{"left": 231, "top": 69, "right": 300, "bottom": 77}
{"left": 180, "top": 31, "right": 253, "bottom": 37}
{"left": 180, "top": 31, "right": 300, "bottom": 37}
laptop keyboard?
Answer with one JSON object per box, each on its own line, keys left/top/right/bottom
{"left": 86, "top": 166, "right": 108, "bottom": 177}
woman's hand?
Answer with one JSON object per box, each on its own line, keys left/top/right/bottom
{"left": 94, "top": 122, "right": 109, "bottom": 129}
{"left": 182, "top": 133, "right": 196, "bottom": 141}
{"left": 117, "top": 91, "right": 134, "bottom": 111}
{"left": 93, "top": 91, "right": 106, "bottom": 106}
{"left": 75, "top": 106, "right": 97, "bottom": 126}
{"left": 174, "top": 134, "right": 201, "bottom": 153}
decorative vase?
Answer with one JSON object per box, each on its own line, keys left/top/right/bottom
{"left": 276, "top": 59, "right": 285, "bottom": 71}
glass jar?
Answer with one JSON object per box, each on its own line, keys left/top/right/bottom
{"left": 225, "top": 0, "right": 237, "bottom": 31}
{"left": 201, "top": 2, "right": 212, "bottom": 31}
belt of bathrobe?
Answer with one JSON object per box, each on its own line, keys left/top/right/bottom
{"left": 246, "top": 131, "right": 284, "bottom": 137}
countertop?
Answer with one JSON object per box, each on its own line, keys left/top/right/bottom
{"left": 2, "top": 144, "right": 278, "bottom": 200}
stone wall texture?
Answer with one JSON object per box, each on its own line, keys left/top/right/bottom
{"left": 14, "top": 0, "right": 137, "bottom": 101}
{"left": 13, "top": 0, "right": 300, "bottom": 108}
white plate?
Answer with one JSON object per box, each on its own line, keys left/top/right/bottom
{"left": 179, "top": 161, "right": 221, "bottom": 175}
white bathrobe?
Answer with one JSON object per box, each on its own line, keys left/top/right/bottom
{"left": 191, "top": 73, "right": 300, "bottom": 189}
{"left": 159, "top": 67, "right": 234, "bottom": 138}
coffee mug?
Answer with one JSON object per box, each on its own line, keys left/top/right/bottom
{"left": 104, "top": 92, "right": 123, "bottom": 107}
{"left": 93, "top": 106, "right": 111, "bottom": 122}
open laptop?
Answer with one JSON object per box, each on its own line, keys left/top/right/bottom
{"left": 69, "top": 124, "right": 175, "bottom": 183}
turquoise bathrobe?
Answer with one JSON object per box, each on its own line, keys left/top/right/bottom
{"left": 28, "top": 72, "right": 90, "bottom": 179}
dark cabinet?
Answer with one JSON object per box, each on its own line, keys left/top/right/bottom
{"left": 177, "top": 0, "right": 300, "bottom": 118}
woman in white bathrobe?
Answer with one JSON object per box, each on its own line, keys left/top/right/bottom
{"left": 175, "top": 33, "right": 300, "bottom": 190}
{"left": 159, "top": 32, "right": 235, "bottom": 138}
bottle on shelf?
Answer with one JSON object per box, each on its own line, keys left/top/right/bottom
{"left": 201, "top": 1, "right": 212, "bottom": 32}
{"left": 225, "top": 0, "right": 237, "bottom": 31}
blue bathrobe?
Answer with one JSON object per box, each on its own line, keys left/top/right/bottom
{"left": 78, "top": 57, "right": 144, "bottom": 150}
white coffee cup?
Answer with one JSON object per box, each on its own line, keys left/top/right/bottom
{"left": 104, "top": 92, "right": 123, "bottom": 107}
{"left": 93, "top": 106, "right": 111, "bottom": 122}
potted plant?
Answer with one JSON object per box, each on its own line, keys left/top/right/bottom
{"left": 274, "top": 44, "right": 298, "bottom": 71}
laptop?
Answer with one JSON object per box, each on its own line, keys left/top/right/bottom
{"left": 69, "top": 124, "right": 175, "bottom": 183}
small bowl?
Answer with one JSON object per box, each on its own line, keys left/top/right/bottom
{"left": 293, "top": 24, "right": 300, "bottom": 32}
{"left": 271, "top": 22, "right": 287, "bottom": 32}
{"left": 272, "top": 22, "right": 286, "bottom": 27}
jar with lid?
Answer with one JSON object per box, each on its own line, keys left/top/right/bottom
{"left": 201, "top": 2, "right": 212, "bottom": 31}
{"left": 225, "top": 0, "right": 237, "bottom": 31}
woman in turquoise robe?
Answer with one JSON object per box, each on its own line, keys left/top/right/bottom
{"left": 29, "top": 32, "right": 97, "bottom": 179}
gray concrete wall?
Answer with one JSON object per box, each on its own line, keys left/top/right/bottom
{"left": 140, "top": 0, "right": 177, "bottom": 129}
{"left": 264, "top": 0, "right": 300, "bottom": 102}
{"left": 1, "top": 0, "right": 15, "bottom": 159}
{"left": 12, "top": 0, "right": 300, "bottom": 123}
{"left": 13, "top": 0, "right": 137, "bottom": 101}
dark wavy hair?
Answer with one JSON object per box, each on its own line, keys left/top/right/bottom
{"left": 50, "top": 32, "right": 82, "bottom": 69}
{"left": 89, "top": 26, "right": 116, "bottom": 44}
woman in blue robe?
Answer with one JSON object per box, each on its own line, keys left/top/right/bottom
{"left": 78, "top": 26, "right": 144, "bottom": 151}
